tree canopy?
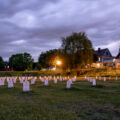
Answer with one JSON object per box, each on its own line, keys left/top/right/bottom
{"left": 0, "top": 56, "right": 4, "bottom": 70}
{"left": 61, "top": 32, "right": 94, "bottom": 69}
{"left": 38, "top": 49, "right": 61, "bottom": 68}
{"left": 9, "top": 53, "right": 34, "bottom": 71}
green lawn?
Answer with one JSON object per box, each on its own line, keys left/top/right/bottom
{"left": 0, "top": 78, "right": 120, "bottom": 120}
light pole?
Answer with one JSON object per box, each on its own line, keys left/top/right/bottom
{"left": 55, "top": 60, "right": 62, "bottom": 70}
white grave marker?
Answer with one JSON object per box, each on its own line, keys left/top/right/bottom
{"left": 23, "top": 81, "right": 30, "bottom": 92}
{"left": 104, "top": 77, "right": 106, "bottom": 82}
{"left": 54, "top": 77, "right": 57, "bottom": 84}
{"left": 99, "top": 76, "right": 101, "bottom": 80}
{"left": 66, "top": 80, "right": 72, "bottom": 88}
{"left": 8, "top": 80, "right": 14, "bottom": 88}
{"left": 92, "top": 79, "right": 96, "bottom": 86}
{"left": 72, "top": 76, "right": 76, "bottom": 82}
{"left": 60, "top": 76, "right": 62, "bottom": 82}
{"left": 31, "top": 78, "right": 36, "bottom": 85}
{"left": 0, "top": 79, "right": 5, "bottom": 86}
{"left": 44, "top": 79, "right": 49, "bottom": 86}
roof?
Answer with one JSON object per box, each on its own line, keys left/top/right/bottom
{"left": 95, "top": 48, "right": 108, "bottom": 56}
{"left": 116, "top": 53, "right": 120, "bottom": 59}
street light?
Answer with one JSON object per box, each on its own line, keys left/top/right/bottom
{"left": 55, "top": 60, "right": 62, "bottom": 70}
{"left": 56, "top": 60, "right": 62, "bottom": 65}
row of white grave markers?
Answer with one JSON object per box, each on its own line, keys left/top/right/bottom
{"left": 39, "top": 76, "right": 70, "bottom": 82}
{"left": 85, "top": 76, "right": 119, "bottom": 81}
{"left": 39, "top": 76, "right": 77, "bottom": 88}
{"left": 97, "top": 76, "right": 118, "bottom": 81}
{"left": 0, "top": 75, "right": 119, "bottom": 90}
{"left": 0, "top": 76, "right": 77, "bottom": 91}
{"left": 85, "top": 76, "right": 119, "bottom": 86}
{"left": 38, "top": 76, "right": 76, "bottom": 88}
{"left": 32, "top": 76, "right": 76, "bottom": 89}
{"left": 85, "top": 77, "right": 96, "bottom": 86}
{"left": 0, "top": 77, "right": 31, "bottom": 91}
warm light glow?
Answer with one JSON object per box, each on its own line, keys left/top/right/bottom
{"left": 97, "top": 63, "right": 100, "bottom": 68}
{"left": 113, "top": 59, "right": 116, "bottom": 62}
{"left": 56, "top": 60, "right": 61, "bottom": 65}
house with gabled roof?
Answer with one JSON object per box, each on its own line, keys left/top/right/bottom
{"left": 95, "top": 48, "right": 114, "bottom": 63}
{"left": 115, "top": 48, "right": 120, "bottom": 67}
{"left": 92, "top": 48, "right": 114, "bottom": 68}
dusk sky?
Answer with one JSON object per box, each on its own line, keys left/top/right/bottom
{"left": 0, "top": 0, "right": 120, "bottom": 61}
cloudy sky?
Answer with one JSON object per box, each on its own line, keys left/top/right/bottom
{"left": 0, "top": 0, "right": 120, "bottom": 61}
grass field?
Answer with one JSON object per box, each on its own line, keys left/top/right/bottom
{"left": 0, "top": 78, "right": 120, "bottom": 120}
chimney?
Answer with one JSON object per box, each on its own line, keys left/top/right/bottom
{"left": 98, "top": 48, "right": 101, "bottom": 52}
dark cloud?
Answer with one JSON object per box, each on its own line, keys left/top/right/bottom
{"left": 0, "top": 0, "right": 120, "bottom": 61}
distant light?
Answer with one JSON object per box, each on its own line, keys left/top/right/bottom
{"left": 97, "top": 63, "right": 100, "bottom": 68}
{"left": 56, "top": 60, "right": 61, "bottom": 65}
{"left": 113, "top": 59, "right": 115, "bottom": 62}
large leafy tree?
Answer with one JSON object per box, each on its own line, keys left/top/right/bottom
{"left": 0, "top": 56, "right": 4, "bottom": 70}
{"left": 38, "top": 49, "right": 61, "bottom": 68}
{"left": 61, "top": 32, "right": 94, "bottom": 69}
{"left": 9, "top": 53, "right": 34, "bottom": 71}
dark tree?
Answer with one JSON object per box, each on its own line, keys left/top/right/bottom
{"left": 0, "top": 56, "right": 4, "bottom": 70}
{"left": 61, "top": 32, "right": 94, "bottom": 69}
{"left": 9, "top": 53, "right": 34, "bottom": 71}
{"left": 38, "top": 52, "right": 47, "bottom": 68}
{"left": 33, "top": 62, "right": 42, "bottom": 70}
{"left": 93, "top": 52, "right": 98, "bottom": 62}
{"left": 38, "top": 49, "right": 60, "bottom": 68}
{"left": 23, "top": 53, "right": 33, "bottom": 70}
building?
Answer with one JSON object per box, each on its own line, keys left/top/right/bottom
{"left": 95, "top": 48, "right": 114, "bottom": 63}
{"left": 92, "top": 48, "right": 114, "bottom": 68}
{"left": 115, "top": 48, "right": 120, "bottom": 68}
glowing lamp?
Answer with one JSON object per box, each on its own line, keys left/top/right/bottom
{"left": 97, "top": 63, "right": 100, "bottom": 68}
{"left": 56, "top": 60, "right": 61, "bottom": 65}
